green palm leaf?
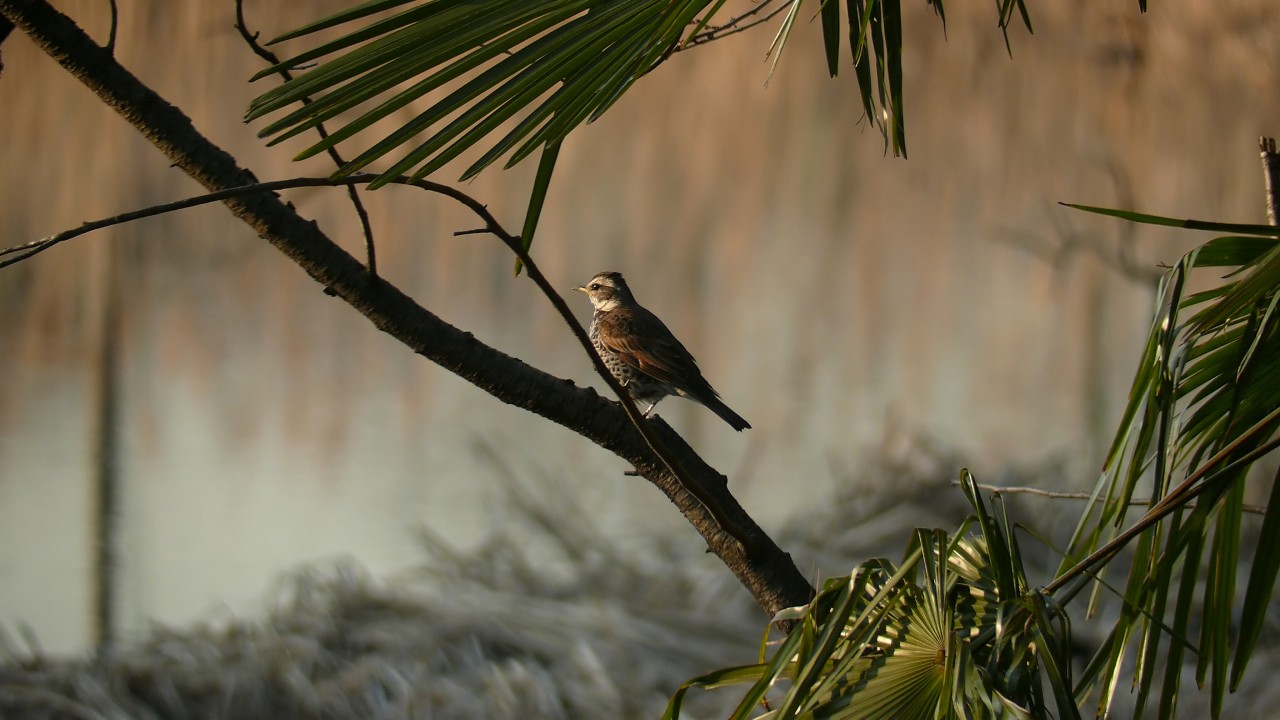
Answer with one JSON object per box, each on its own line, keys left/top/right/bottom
{"left": 246, "top": 0, "right": 723, "bottom": 187}
{"left": 245, "top": 1, "right": 951, "bottom": 186}
{"left": 666, "top": 475, "right": 1073, "bottom": 719}
{"left": 1052, "top": 207, "right": 1280, "bottom": 718}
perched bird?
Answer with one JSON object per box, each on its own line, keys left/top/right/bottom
{"left": 574, "top": 271, "right": 751, "bottom": 431}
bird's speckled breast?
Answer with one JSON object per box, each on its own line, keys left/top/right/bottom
{"left": 589, "top": 311, "right": 670, "bottom": 404}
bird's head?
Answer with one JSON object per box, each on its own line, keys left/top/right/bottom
{"left": 574, "top": 271, "right": 633, "bottom": 312}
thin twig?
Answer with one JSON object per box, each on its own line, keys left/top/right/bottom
{"left": 1003, "top": 161, "right": 1163, "bottom": 285}
{"left": 1261, "top": 136, "right": 1279, "bottom": 226}
{"left": 961, "top": 482, "right": 1266, "bottom": 516}
{"left": 0, "top": 174, "right": 760, "bottom": 555}
{"left": 644, "top": 2, "right": 791, "bottom": 92}
{"left": 1046, "top": 410, "right": 1280, "bottom": 596}
{"left": 680, "top": 0, "right": 788, "bottom": 51}
{"left": 105, "top": 0, "right": 116, "bottom": 55}
{"left": 1, "top": 177, "right": 388, "bottom": 268}
{"left": 234, "top": 0, "right": 378, "bottom": 278}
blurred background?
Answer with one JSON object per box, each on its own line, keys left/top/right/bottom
{"left": 1, "top": 0, "right": 1277, "bottom": 665}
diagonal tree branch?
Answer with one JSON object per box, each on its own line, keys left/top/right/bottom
{"left": 0, "top": 0, "right": 814, "bottom": 619}
{"left": 2, "top": 172, "right": 768, "bottom": 555}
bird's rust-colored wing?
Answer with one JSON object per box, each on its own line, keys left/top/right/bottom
{"left": 594, "top": 306, "right": 718, "bottom": 400}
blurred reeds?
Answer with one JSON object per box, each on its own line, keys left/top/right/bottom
{"left": 3, "top": 440, "right": 1279, "bottom": 718}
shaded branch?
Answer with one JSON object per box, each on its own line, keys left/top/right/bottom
{"left": 0, "top": 15, "right": 13, "bottom": 76}
{"left": 0, "top": 0, "right": 813, "bottom": 619}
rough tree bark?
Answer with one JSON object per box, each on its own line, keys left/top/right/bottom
{"left": 0, "top": 0, "right": 815, "bottom": 620}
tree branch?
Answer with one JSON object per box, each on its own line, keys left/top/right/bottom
{"left": 0, "top": 0, "right": 814, "bottom": 619}
{"left": 2, "top": 173, "right": 764, "bottom": 556}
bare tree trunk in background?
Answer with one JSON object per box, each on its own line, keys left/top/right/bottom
{"left": 88, "top": 240, "right": 121, "bottom": 656}
{"left": 0, "top": 0, "right": 816, "bottom": 621}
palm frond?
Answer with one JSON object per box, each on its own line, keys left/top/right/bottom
{"left": 844, "top": 0, "right": 912, "bottom": 157}
{"left": 246, "top": 0, "right": 716, "bottom": 187}
{"left": 665, "top": 474, "right": 1075, "bottom": 719}
{"left": 245, "top": 0, "right": 957, "bottom": 185}
{"left": 1051, "top": 209, "right": 1280, "bottom": 718}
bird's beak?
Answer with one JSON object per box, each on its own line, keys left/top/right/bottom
{"left": 573, "top": 285, "right": 587, "bottom": 293}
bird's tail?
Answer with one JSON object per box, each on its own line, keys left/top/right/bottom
{"left": 704, "top": 397, "right": 751, "bottom": 431}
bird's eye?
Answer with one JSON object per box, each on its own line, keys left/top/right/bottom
{"left": 590, "top": 283, "right": 600, "bottom": 290}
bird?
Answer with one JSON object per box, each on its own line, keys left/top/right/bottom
{"left": 573, "top": 271, "right": 751, "bottom": 431}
